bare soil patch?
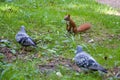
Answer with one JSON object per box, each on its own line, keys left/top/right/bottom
{"left": 0, "top": 47, "right": 16, "bottom": 62}
{"left": 39, "top": 56, "right": 81, "bottom": 73}
{"left": 97, "top": 0, "right": 120, "bottom": 8}
{"left": 104, "top": 67, "right": 120, "bottom": 79}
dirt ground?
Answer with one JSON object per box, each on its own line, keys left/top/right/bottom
{"left": 97, "top": 0, "right": 120, "bottom": 8}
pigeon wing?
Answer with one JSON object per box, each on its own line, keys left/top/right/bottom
{"left": 16, "top": 32, "right": 29, "bottom": 42}
{"left": 19, "top": 37, "right": 36, "bottom": 47}
{"left": 75, "top": 54, "right": 90, "bottom": 68}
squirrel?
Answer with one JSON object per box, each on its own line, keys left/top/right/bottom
{"left": 64, "top": 14, "right": 91, "bottom": 34}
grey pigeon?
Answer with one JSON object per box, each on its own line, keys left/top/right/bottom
{"left": 74, "top": 45, "right": 107, "bottom": 73}
{"left": 15, "top": 26, "right": 36, "bottom": 47}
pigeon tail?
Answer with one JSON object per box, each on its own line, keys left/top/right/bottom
{"left": 89, "top": 65, "right": 108, "bottom": 73}
{"left": 27, "top": 37, "right": 36, "bottom": 47}
{"left": 98, "top": 66, "right": 108, "bottom": 73}
{"left": 31, "top": 42, "right": 37, "bottom": 47}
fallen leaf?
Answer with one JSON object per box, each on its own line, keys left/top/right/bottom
{"left": 88, "top": 39, "right": 94, "bottom": 43}
{"left": 56, "top": 72, "right": 63, "bottom": 77}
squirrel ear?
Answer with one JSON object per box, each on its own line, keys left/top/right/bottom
{"left": 68, "top": 14, "right": 70, "bottom": 17}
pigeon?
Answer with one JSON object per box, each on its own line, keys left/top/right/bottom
{"left": 15, "top": 26, "right": 36, "bottom": 47}
{"left": 74, "top": 45, "right": 107, "bottom": 73}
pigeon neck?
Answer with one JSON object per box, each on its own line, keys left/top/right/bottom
{"left": 76, "top": 50, "right": 83, "bottom": 54}
{"left": 76, "top": 46, "right": 83, "bottom": 54}
{"left": 20, "top": 27, "right": 26, "bottom": 33}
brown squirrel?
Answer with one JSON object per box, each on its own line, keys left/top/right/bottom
{"left": 64, "top": 14, "right": 91, "bottom": 34}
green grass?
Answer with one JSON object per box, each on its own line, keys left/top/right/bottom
{"left": 0, "top": 0, "right": 120, "bottom": 80}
